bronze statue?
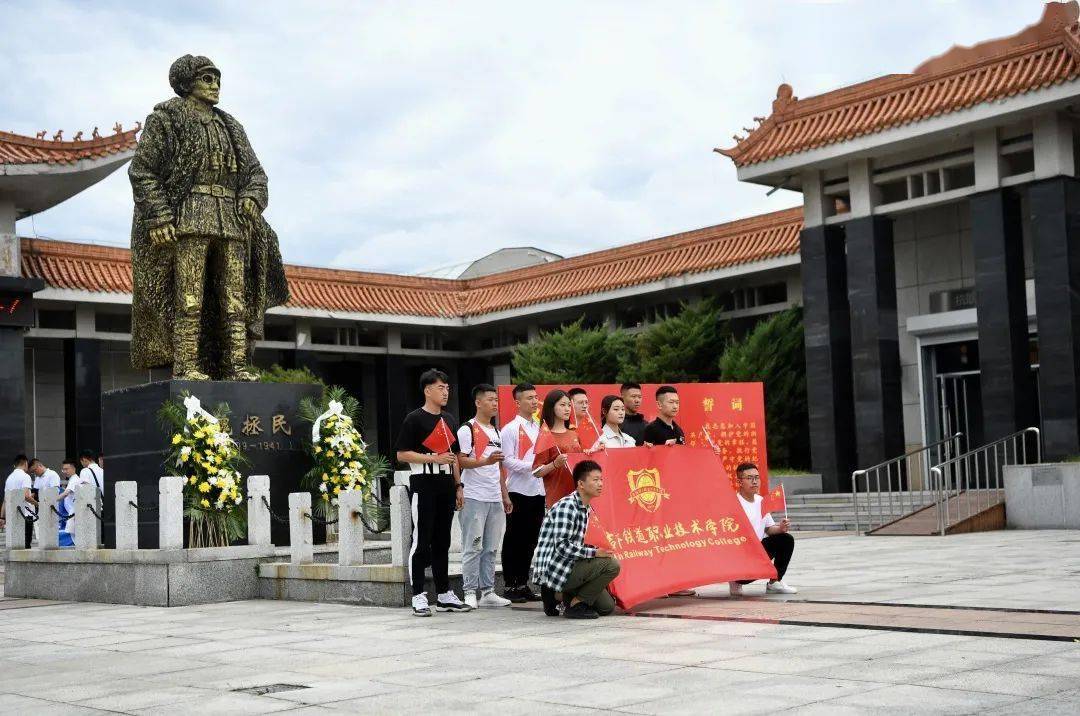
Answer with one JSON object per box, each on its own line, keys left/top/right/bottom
{"left": 129, "top": 55, "right": 288, "bottom": 381}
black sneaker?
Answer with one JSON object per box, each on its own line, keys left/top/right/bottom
{"left": 502, "top": 586, "right": 528, "bottom": 604}
{"left": 435, "top": 592, "right": 472, "bottom": 612}
{"left": 564, "top": 602, "right": 599, "bottom": 619}
{"left": 521, "top": 587, "right": 543, "bottom": 602}
{"left": 541, "top": 586, "right": 560, "bottom": 617}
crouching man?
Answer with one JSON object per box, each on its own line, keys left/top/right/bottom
{"left": 730, "top": 462, "right": 797, "bottom": 596}
{"left": 531, "top": 460, "right": 620, "bottom": 619}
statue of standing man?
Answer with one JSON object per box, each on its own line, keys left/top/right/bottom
{"left": 129, "top": 55, "right": 288, "bottom": 381}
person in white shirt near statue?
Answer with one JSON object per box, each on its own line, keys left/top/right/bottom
{"left": 730, "top": 462, "right": 797, "bottom": 596}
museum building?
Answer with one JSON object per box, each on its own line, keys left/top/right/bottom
{"left": 2, "top": 3, "right": 1079, "bottom": 493}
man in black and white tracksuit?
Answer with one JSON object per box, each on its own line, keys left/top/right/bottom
{"left": 395, "top": 368, "right": 472, "bottom": 617}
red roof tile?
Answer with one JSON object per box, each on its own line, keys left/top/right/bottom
{"left": 0, "top": 125, "right": 139, "bottom": 166}
{"left": 718, "top": 2, "right": 1080, "bottom": 168}
{"left": 19, "top": 207, "right": 803, "bottom": 319}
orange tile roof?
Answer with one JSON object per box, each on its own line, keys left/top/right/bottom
{"left": 0, "top": 125, "right": 139, "bottom": 166}
{"left": 718, "top": 2, "right": 1080, "bottom": 168}
{"left": 19, "top": 207, "right": 803, "bottom": 319}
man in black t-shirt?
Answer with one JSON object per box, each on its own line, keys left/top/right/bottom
{"left": 642, "top": 385, "right": 686, "bottom": 446}
{"left": 396, "top": 369, "right": 472, "bottom": 617}
{"left": 620, "top": 382, "right": 648, "bottom": 445}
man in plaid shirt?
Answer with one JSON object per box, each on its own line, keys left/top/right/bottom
{"left": 531, "top": 460, "right": 620, "bottom": 619}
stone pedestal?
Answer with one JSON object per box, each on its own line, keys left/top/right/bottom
{"left": 1004, "top": 463, "right": 1080, "bottom": 529}
{"left": 101, "top": 380, "right": 321, "bottom": 547}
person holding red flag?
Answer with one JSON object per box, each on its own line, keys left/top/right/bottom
{"left": 499, "top": 383, "right": 545, "bottom": 603}
{"left": 730, "top": 462, "right": 797, "bottom": 597}
{"left": 567, "top": 388, "right": 602, "bottom": 450}
{"left": 456, "top": 384, "right": 511, "bottom": 610}
{"left": 598, "top": 395, "right": 636, "bottom": 448}
{"left": 532, "top": 390, "right": 581, "bottom": 508}
{"left": 395, "top": 368, "right": 472, "bottom": 617}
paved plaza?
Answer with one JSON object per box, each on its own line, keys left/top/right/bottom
{"left": 0, "top": 530, "right": 1077, "bottom": 714}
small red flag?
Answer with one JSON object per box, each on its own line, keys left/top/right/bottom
{"left": 575, "top": 410, "right": 602, "bottom": 450}
{"left": 533, "top": 421, "right": 557, "bottom": 456}
{"left": 470, "top": 420, "right": 490, "bottom": 458}
{"left": 762, "top": 484, "right": 786, "bottom": 516}
{"left": 517, "top": 423, "right": 534, "bottom": 460}
{"left": 422, "top": 417, "right": 454, "bottom": 454}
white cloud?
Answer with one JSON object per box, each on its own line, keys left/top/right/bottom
{"left": 6, "top": 0, "right": 1029, "bottom": 272}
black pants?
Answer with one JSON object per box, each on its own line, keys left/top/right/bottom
{"left": 24, "top": 514, "right": 34, "bottom": 547}
{"left": 501, "top": 493, "right": 545, "bottom": 588}
{"left": 408, "top": 474, "right": 456, "bottom": 596}
{"left": 740, "top": 532, "right": 794, "bottom": 583}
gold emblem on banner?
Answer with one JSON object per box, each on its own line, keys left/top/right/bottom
{"left": 626, "top": 468, "right": 670, "bottom": 512}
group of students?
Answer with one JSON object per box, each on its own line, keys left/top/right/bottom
{"left": 2, "top": 451, "right": 105, "bottom": 546}
{"left": 396, "top": 369, "right": 798, "bottom": 619}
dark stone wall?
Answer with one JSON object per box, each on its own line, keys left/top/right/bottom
{"left": 64, "top": 338, "right": 102, "bottom": 459}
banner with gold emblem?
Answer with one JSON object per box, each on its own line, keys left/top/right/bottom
{"left": 570, "top": 447, "right": 777, "bottom": 609}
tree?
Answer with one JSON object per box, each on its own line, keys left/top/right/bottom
{"left": 718, "top": 308, "right": 809, "bottom": 469}
{"left": 511, "top": 318, "right": 635, "bottom": 384}
{"left": 620, "top": 299, "right": 730, "bottom": 383}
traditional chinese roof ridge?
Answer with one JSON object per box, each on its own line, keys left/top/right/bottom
{"left": 0, "top": 124, "right": 140, "bottom": 166}
{"left": 18, "top": 207, "right": 803, "bottom": 319}
{"left": 718, "top": 1, "right": 1080, "bottom": 168}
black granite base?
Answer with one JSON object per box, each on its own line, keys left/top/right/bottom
{"left": 101, "top": 380, "right": 322, "bottom": 547}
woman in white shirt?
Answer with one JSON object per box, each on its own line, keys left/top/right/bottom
{"left": 599, "top": 395, "right": 636, "bottom": 448}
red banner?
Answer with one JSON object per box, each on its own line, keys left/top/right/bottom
{"left": 498, "top": 382, "right": 769, "bottom": 493}
{"left": 570, "top": 448, "right": 777, "bottom": 609}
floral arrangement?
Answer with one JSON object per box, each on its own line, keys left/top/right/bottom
{"left": 159, "top": 393, "right": 247, "bottom": 548}
{"left": 299, "top": 386, "right": 389, "bottom": 527}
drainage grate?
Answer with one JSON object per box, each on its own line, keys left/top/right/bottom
{"left": 233, "top": 683, "right": 310, "bottom": 696}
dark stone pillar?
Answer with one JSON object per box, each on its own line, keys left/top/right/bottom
{"left": 800, "top": 225, "right": 856, "bottom": 491}
{"left": 1029, "top": 177, "right": 1080, "bottom": 459}
{"left": 846, "top": 216, "right": 905, "bottom": 468}
{"left": 970, "top": 189, "right": 1037, "bottom": 442}
{"left": 0, "top": 329, "right": 27, "bottom": 463}
{"left": 376, "top": 355, "right": 408, "bottom": 463}
{"left": 63, "top": 338, "right": 102, "bottom": 459}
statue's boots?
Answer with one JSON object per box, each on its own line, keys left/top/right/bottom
{"left": 225, "top": 319, "right": 259, "bottom": 382}
{"left": 173, "top": 314, "right": 210, "bottom": 381}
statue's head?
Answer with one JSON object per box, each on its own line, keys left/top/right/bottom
{"left": 169, "top": 54, "right": 221, "bottom": 105}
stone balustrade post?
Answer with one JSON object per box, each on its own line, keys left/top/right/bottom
{"left": 37, "top": 489, "right": 59, "bottom": 549}
{"left": 5, "top": 489, "right": 27, "bottom": 549}
{"left": 390, "top": 484, "right": 411, "bottom": 567}
{"left": 338, "top": 490, "right": 365, "bottom": 566}
{"left": 247, "top": 475, "right": 271, "bottom": 547}
{"left": 74, "top": 481, "right": 99, "bottom": 550}
{"left": 289, "top": 492, "right": 313, "bottom": 564}
{"left": 114, "top": 481, "right": 139, "bottom": 550}
{"left": 159, "top": 475, "right": 185, "bottom": 550}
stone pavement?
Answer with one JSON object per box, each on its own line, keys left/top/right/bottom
{"left": 0, "top": 530, "right": 1076, "bottom": 714}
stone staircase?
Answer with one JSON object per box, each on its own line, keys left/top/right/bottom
{"left": 783, "top": 492, "right": 936, "bottom": 532}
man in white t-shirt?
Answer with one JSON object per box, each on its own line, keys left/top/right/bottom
{"left": 457, "top": 384, "right": 513, "bottom": 610}
{"left": 1, "top": 454, "right": 38, "bottom": 547}
{"left": 730, "top": 462, "right": 797, "bottom": 596}
{"left": 77, "top": 450, "right": 104, "bottom": 497}
{"left": 29, "top": 458, "right": 62, "bottom": 496}
{"left": 498, "top": 382, "right": 544, "bottom": 603}
{"left": 56, "top": 459, "right": 81, "bottom": 529}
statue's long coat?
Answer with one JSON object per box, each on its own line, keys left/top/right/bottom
{"left": 128, "top": 97, "right": 288, "bottom": 370}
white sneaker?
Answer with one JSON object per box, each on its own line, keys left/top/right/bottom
{"left": 479, "top": 590, "right": 512, "bottom": 607}
{"left": 436, "top": 590, "right": 472, "bottom": 612}
{"left": 728, "top": 581, "right": 744, "bottom": 597}
{"left": 464, "top": 592, "right": 478, "bottom": 610}
{"left": 766, "top": 579, "right": 798, "bottom": 594}
{"left": 412, "top": 593, "right": 432, "bottom": 617}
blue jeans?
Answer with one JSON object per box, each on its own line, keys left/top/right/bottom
{"left": 460, "top": 498, "right": 506, "bottom": 593}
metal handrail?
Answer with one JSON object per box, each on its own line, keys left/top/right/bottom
{"left": 851, "top": 432, "right": 963, "bottom": 534}
{"left": 929, "top": 427, "right": 1040, "bottom": 536}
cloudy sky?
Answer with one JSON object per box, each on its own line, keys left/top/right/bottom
{"left": 4, "top": 1, "right": 1031, "bottom": 274}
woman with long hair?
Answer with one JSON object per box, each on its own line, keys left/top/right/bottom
{"left": 532, "top": 389, "right": 582, "bottom": 507}
{"left": 598, "top": 395, "right": 635, "bottom": 448}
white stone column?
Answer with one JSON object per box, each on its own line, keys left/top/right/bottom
{"left": 37, "top": 489, "right": 59, "bottom": 549}
{"left": 159, "top": 475, "right": 185, "bottom": 550}
{"left": 0, "top": 197, "right": 18, "bottom": 278}
{"left": 847, "top": 158, "right": 878, "bottom": 218}
{"left": 247, "top": 475, "right": 271, "bottom": 547}
{"left": 114, "top": 481, "right": 139, "bottom": 550}
{"left": 801, "top": 170, "right": 831, "bottom": 228}
{"left": 973, "top": 127, "right": 1003, "bottom": 191}
{"left": 4, "top": 489, "right": 27, "bottom": 549}
{"left": 337, "top": 490, "right": 365, "bottom": 566}
{"left": 390, "top": 484, "right": 412, "bottom": 567}
{"left": 288, "top": 492, "right": 313, "bottom": 564}
{"left": 1033, "top": 111, "right": 1076, "bottom": 180}
{"left": 74, "top": 482, "right": 99, "bottom": 550}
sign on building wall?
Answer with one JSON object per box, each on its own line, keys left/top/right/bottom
{"left": 496, "top": 382, "right": 770, "bottom": 492}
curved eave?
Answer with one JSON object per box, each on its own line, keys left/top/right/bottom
{"left": 0, "top": 150, "right": 135, "bottom": 219}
